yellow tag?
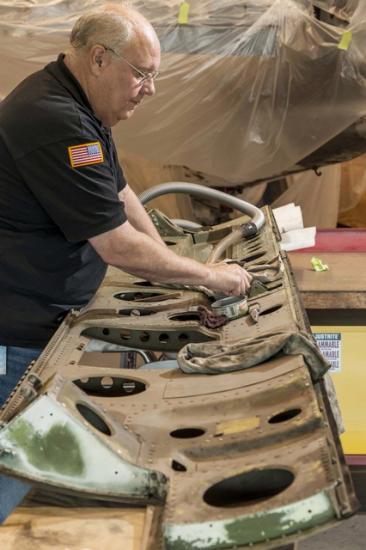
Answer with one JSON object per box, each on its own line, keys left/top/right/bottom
{"left": 216, "top": 417, "right": 260, "bottom": 436}
{"left": 178, "top": 2, "right": 190, "bottom": 25}
{"left": 338, "top": 31, "right": 352, "bottom": 51}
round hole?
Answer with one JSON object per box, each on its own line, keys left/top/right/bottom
{"left": 140, "top": 332, "right": 150, "bottom": 342}
{"left": 120, "top": 330, "right": 131, "bottom": 340}
{"left": 123, "top": 381, "right": 136, "bottom": 394}
{"left": 76, "top": 403, "right": 111, "bottom": 436}
{"left": 159, "top": 333, "right": 170, "bottom": 344}
{"left": 178, "top": 333, "right": 189, "bottom": 342}
{"left": 269, "top": 408, "right": 301, "bottom": 424}
{"left": 102, "top": 328, "right": 110, "bottom": 335}
{"left": 101, "top": 376, "right": 114, "bottom": 389}
{"left": 203, "top": 468, "right": 294, "bottom": 508}
{"left": 170, "top": 428, "right": 205, "bottom": 439}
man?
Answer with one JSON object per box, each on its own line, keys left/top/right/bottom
{"left": 0, "top": 3, "right": 252, "bottom": 406}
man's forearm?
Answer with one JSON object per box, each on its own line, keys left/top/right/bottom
{"left": 89, "top": 222, "right": 252, "bottom": 296}
{"left": 119, "top": 184, "right": 165, "bottom": 246}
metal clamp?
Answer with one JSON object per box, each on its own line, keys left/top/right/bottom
{"left": 211, "top": 295, "right": 248, "bottom": 319}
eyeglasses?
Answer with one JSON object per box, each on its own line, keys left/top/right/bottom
{"left": 102, "top": 45, "right": 159, "bottom": 84}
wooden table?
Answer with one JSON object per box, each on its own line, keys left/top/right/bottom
{"left": 0, "top": 506, "right": 156, "bottom": 550}
{"left": 288, "top": 252, "right": 366, "bottom": 309}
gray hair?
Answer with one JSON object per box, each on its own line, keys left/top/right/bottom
{"left": 70, "top": 5, "right": 138, "bottom": 55}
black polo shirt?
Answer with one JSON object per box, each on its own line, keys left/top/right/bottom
{"left": 0, "top": 54, "right": 127, "bottom": 347}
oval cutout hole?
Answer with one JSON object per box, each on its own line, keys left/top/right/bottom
{"left": 76, "top": 403, "right": 111, "bottom": 436}
{"left": 171, "top": 460, "right": 187, "bottom": 472}
{"left": 259, "top": 304, "right": 283, "bottom": 316}
{"left": 267, "top": 283, "right": 282, "bottom": 291}
{"left": 203, "top": 468, "right": 294, "bottom": 508}
{"left": 245, "top": 251, "right": 266, "bottom": 262}
{"left": 169, "top": 312, "right": 201, "bottom": 322}
{"left": 74, "top": 377, "right": 146, "bottom": 398}
{"left": 269, "top": 408, "right": 301, "bottom": 424}
{"left": 133, "top": 281, "right": 154, "bottom": 287}
{"left": 170, "top": 428, "right": 205, "bottom": 439}
{"left": 115, "top": 291, "right": 177, "bottom": 302}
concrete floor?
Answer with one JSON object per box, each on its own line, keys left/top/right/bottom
{"left": 301, "top": 515, "right": 366, "bottom": 549}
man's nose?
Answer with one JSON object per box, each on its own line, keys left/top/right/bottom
{"left": 143, "top": 78, "right": 156, "bottom": 96}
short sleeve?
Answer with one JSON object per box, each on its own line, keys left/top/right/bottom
{"left": 17, "top": 136, "right": 127, "bottom": 242}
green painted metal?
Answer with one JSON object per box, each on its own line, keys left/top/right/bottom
{"left": 164, "top": 492, "right": 336, "bottom": 549}
{"left": 0, "top": 393, "right": 167, "bottom": 503}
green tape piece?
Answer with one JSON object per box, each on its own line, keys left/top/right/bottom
{"left": 338, "top": 31, "right": 352, "bottom": 51}
{"left": 311, "top": 256, "right": 329, "bottom": 272}
{"left": 178, "top": 2, "right": 190, "bottom": 25}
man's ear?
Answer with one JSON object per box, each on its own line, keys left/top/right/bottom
{"left": 90, "top": 45, "right": 106, "bottom": 75}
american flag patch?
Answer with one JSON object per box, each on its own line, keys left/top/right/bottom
{"left": 68, "top": 141, "right": 104, "bottom": 168}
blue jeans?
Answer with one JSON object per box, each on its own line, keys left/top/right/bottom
{"left": 0, "top": 346, "right": 43, "bottom": 408}
{"left": 0, "top": 346, "right": 43, "bottom": 522}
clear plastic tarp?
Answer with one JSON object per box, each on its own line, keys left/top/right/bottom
{"left": 1, "top": 0, "right": 366, "bottom": 187}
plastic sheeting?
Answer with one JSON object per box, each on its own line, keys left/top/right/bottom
{"left": 313, "top": 0, "right": 359, "bottom": 21}
{"left": 1, "top": 0, "right": 366, "bottom": 187}
{"left": 121, "top": 0, "right": 366, "bottom": 183}
{"left": 272, "top": 164, "right": 342, "bottom": 228}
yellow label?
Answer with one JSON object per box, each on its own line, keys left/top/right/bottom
{"left": 216, "top": 417, "right": 260, "bottom": 436}
{"left": 338, "top": 31, "right": 352, "bottom": 51}
{"left": 178, "top": 2, "right": 190, "bottom": 25}
{"left": 313, "top": 325, "right": 366, "bottom": 454}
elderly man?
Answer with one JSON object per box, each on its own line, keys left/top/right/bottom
{"left": 0, "top": 3, "right": 252, "bottom": 405}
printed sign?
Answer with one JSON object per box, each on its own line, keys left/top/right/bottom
{"left": 314, "top": 333, "right": 341, "bottom": 373}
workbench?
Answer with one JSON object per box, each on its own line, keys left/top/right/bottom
{"left": 289, "top": 230, "right": 366, "bottom": 310}
{"left": 0, "top": 505, "right": 150, "bottom": 550}
{"left": 289, "top": 228, "right": 366, "bottom": 509}
{"left": 1, "top": 229, "right": 363, "bottom": 549}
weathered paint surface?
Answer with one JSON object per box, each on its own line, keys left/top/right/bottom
{"left": 165, "top": 492, "right": 335, "bottom": 549}
{"left": 0, "top": 393, "right": 167, "bottom": 502}
{"left": 8, "top": 419, "right": 84, "bottom": 476}
{"left": 0, "top": 208, "right": 358, "bottom": 547}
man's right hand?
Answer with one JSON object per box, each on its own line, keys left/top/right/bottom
{"left": 207, "top": 262, "right": 252, "bottom": 296}
{"left": 90, "top": 222, "right": 253, "bottom": 296}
